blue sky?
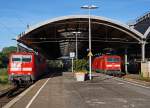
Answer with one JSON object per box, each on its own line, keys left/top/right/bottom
{"left": 0, "top": 0, "right": 149, "bottom": 51}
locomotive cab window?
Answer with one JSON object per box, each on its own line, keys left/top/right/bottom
{"left": 22, "top": 56, "right": 32, "bottom": 62}
{"left": 107, "top": 58, "right": 120, "bottom": 62}
{"left": 12, "top": 58, "right": 21, "bottom": 62}
{"left": 12, "top": 55, "right": 22, "bottom": 62}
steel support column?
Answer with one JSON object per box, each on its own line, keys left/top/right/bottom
{"left": 141, "top": 41, "right": 146, "bottom": 62}
{"left": 125, "top": 48, "right": 128, "bottom": 74}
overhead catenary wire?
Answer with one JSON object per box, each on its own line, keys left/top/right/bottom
{"left": 15, "top": 16, "right": 27, "bottom": 26}
{"left": 0, "top": 22, "right": 18, "bottom": 36}
{"left": 0, "top": 13, "right": 30, "bottom": 40}
{"left": 14, "top": 15, "right": 31, "bottom": 29}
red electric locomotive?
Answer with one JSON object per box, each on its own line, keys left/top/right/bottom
{"left": 8, "top": 52, "right": 47, "bottom": 84}
{"left": 92, "top": 55, "right": 122, "bottom": 75}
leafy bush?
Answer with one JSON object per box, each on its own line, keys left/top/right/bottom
{"left": 47, "top": 60, "right": 63, "bottom": 68}
{"left": 0, "top": 68, "right": 8, "bottom": 84}
{"left": 0, "top": 76, "right": 8, "bottom": 84}
{"left": 74, "top": 59, "right": 88, "bottom": 72}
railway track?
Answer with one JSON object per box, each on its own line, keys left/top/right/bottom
{"left": 0, "top": 71, "right": 58, "bottom": 108}
{"left": 0, "top": 84, "right": 31, "bottom": 108}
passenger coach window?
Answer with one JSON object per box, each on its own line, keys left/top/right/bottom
{"left": 107, "top": 58, "right": 120, "bottom": 62}
{"left": 12, "top": 58, "right": 21, "bottom": 62}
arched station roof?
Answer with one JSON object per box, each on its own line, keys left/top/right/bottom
{"left": 18, "top": 15, "right": 144, "bottom": 59}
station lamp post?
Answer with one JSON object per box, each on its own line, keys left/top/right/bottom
{"left": 81, "top": 5, "right": 98, "bottom": 80}
{"left": 72, "top": 31, "right": 81, "bottom": 59}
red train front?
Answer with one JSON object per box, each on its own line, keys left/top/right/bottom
{"left": 92, "top": 55, "right": 122, "bottom": 75}
{"left": 8, "top": 52, "right": 47, "bottom": 84}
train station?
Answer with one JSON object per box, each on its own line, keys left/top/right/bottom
{"left": 1, "top": 1, "right": 150, "bottom": 108}
{"left": 17, "top": 14, "right": 149, "bottom": 73}
{"left": 18, "top": 15, "right": 144, "bottom": 59}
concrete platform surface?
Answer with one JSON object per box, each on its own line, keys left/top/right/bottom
{"left": 6, "top": 72, "right": 150, "bottom": 108}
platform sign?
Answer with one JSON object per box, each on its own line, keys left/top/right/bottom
{"left": 87, "top": 51, "right": 93, "bottom": 57}
{"left": 70, "top": 52, "right": 75, "bottom": 73}
{"left": 70, "top": 52, "right": 75, "bottom": 58}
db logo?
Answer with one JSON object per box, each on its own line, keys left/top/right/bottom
{"left": 11, "top": 62, "right": 21, "bottom": 68}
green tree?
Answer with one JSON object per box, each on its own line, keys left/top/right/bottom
{"left": 0, "top": 52, "right": 3, "bottom": 67}
{"left": 0, "top": 52, "right": 6, "bottom": 68}
{"left": 0, "top": 46, "right": 17, "bottom": 68}
{"left": 2, "top": 46, "right": 17, "bottom": 56}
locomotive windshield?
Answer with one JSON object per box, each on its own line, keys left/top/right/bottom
{"left": 12, "top": 58, "right": 21, "bottom": 62}
{"left": 12, "top": 55, "right": 22, "bottom": 62}
{"left": 22, "top": 56, "right": 32, "bottom": 62}
{"left": 12, "top": 55, "right": 32, "bottom": 62}
{"left": 107, "top": 58, "right": 120, "bottom": 62}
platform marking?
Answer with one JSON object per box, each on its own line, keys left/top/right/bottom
{"left": 114, "top": 78, "right": 150, "bottom": 89}
{"left": 3, "top": 84, "right": 35, "bottom": 108}
{"left": 25, "top": 78, "right": 51, "bottom": 108}
{"left": 117, "top": 82, "right": 124, "bottom": 85}
{"left": 102, "top": 73, "right": 150, "bottom": 89}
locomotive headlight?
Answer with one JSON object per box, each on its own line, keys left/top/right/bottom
{"left": 28, "top": 73, "right": 31, "bottom": 75}
{"left": 114, "top": 65, "right": 120, "bottom": 67}
{"left": 106, "top": 65, "right": 112, "bottom": 67}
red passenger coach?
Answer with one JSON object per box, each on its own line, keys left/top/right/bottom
{"left": 92, "top": 55, "right": 122, "bottom": 75}
{"left": 8, "top": 52, "right": 47, "bottom": 84}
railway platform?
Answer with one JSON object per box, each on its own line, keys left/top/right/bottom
{"left": 3, "top": 71, "right": 150, "bottom": 108}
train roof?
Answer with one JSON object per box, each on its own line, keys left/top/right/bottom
{"left": 10, "top": 52, "right": 37, "bottom": 56}
{"left": 96, "top": 55, "right": 121, "bottom": 58}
